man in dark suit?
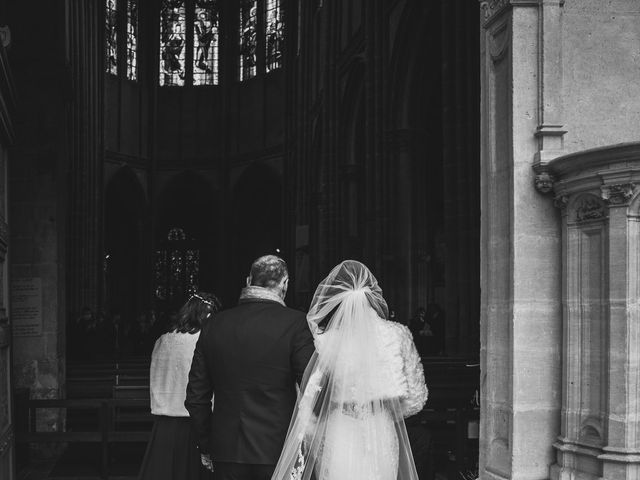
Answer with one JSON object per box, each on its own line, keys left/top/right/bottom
{"left": 185, "top": 255, "right": 315, "bottom": 480}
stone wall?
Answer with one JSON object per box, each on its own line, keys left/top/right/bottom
{"left": 7, "top": 0, "right": 68, "bottom": 452}
{"left": 549, "top": 143, "right": 640, "bottom": 480}
{"left": 479, "top": 1, "right": 640, "bottom": 479}
{"left": 562, "top": 0, "right": 640, "bottom": 153}
{"left": 480, "top": 2, "right": 564, "bottom": 479}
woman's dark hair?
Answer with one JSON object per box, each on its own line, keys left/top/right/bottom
{"left": 171, "top": 292, "right": 222, "bottom": 334}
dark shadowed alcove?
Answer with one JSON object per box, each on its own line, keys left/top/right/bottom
{"left": 230, "top": 163, "right": 283, "bottom": 304}
{"left": 105, "top": 167, "right": 148, "bottom": 328}
{"left": 154, "top": 171, "right": 218, "bottom": 312}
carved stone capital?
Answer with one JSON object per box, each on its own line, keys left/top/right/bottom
{"left": 553, "top": 195, "right": 568, "bottom": 209}
{"left": 600, "top": 183, "right": 636, "bottom": 206}
{"left": 480, "top": 0, "right": 510, "bottom": 24}
{"left": 534, "top": 171, "right": 555, "bottom": 195}
{"left": 575, "top": 196, "right": 606, "bottom": 222}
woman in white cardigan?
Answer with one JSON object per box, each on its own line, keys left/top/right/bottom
{"left": 138, "top": 292, "right": 221, "bottom": 480}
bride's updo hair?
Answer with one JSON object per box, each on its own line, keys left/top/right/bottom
{"left": 248, "top": 255, "right": 288, "bottom": 288}
{"left": 307, "top": 260, "right": 389, "bottom": 335}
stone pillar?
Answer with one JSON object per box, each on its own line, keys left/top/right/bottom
{"left": 7, "top": 0, "right": 70, "bottom": 460}
{"left": 0, "top": 26, "right": 14, "bottom": 477}
{"left": 479, "top": 1, "right": 563, "bottom": 478}
{"left": 549, "top": 143, "right": 640, "bottom": 480}
{"left": 67, "top": 0, "right": 104, "bottom": 317}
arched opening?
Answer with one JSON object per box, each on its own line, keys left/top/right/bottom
{"left": 230, "top": 164, "right": 283, "bottom": 304}
{"left": 388, "top": 0, "right": 480, "bottom": 358}
{"left": 388, "top": 1, "right": 481, "bottom": 477}
{"left": 154, "top": 171, "right": 218, "bottom": 315}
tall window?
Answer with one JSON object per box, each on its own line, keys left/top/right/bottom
{"left": 105, "top": 0, "right": 139, "bottom": 80}
{"left": 265, "top": 0, "right": 283, "bottom": 72}
{"left": 160, "top": 0, "right": 187, "bottom": 86}
{"left": 239, "top": 0, "right": 258, "bottom": 81}
{"left": 154, "top": 228, "right": 200, "bottom": 308}
{"left": 193, "top": 0, "right": 220, "bottom": 85}
{"left": 105, "top": 0, "right": 118, "bottom": 75}
{"left": 126, "top": 0, "right": 138, "bottom": 80}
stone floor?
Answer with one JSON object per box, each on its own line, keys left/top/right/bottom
{"left": 18, "top": 443, "right": 146, "bottom": 480}
{"left": 17, "top": 440, "right": 474, "bottom": 480}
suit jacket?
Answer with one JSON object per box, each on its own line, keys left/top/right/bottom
{"left": 185, "top": 297, "right": 315, "bottom": 465}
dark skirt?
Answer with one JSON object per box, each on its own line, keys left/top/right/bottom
{"left": 138, "top": 415, "right": 212, "bottom": 480}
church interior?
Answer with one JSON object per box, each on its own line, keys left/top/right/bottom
{"left": 3, "top": 0, "right": 639, "bottom": 479}
{"left": 0, "top": 0, "right": 482, "bottom": 478}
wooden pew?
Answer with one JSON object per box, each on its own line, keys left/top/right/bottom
{"left": 418, "top": 358, "right": 480, "bottom": 474}
{"left": 66, "top": 360, "right": 150, "bottom": 400}
{"left": 16, "top": 398, "right": 151, "bottom": 480}
{"left": 112, "top": 385, "right": 152, "bottom": 431}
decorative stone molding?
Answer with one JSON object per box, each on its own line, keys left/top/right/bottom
{"left": 488, "top": 20, "right": 510, "bottom": 64}
{"left": 600, "top": 183, "right": 636, "bottom": 206}
{"left": 575, "top": 196, "right": 606, "bottom": 222}
{"left": 553, "top": 195, "right": 568, "bottom": 210}
{"left": 548, "top": 142, "right": 640, "bottom": 480}
{"left": 534, "top": 125, "right": 567, "bottom": 166}
{"left": 548, "top": 142, "right": 640, "bottom": 178}
{"left": 534, "top": 171, "right": 554, "bottom": 194}
{"left": 480, "top": 0, "right": 509, "bottom": 24}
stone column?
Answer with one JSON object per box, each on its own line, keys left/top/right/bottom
{"left": 549, "top": 143, "right": 640, "bottom": 480}
{"left": 67, "top": 0, "right": 104, "bottom": 317}
{"left": 479, "top": 1, "right": 563, "bottom": 478}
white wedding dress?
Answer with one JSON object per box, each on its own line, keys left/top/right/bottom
{"left": 271, "top": 260, "right": 428, "bottom": 480}
{"left": 312, "top": 319, "right": 427, "bottom": 480}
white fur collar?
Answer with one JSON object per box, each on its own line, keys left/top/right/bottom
{"left": 239, "top": 286, "right": 286, "bottom": 306}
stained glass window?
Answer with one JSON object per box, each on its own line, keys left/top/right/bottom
{"left": 126, "top": 0, "right": 138, "bottom": 80}
{"left": 154, "top": 228, "right": 200, "bottom": 308}
{"left": 105, "top": 0, "right": 118, "bottom": 75}
{"left": 265, "top": 0, "right": 284, "bottom": 72}
{"left": 239, "top": 0, "right": 258, "bottom": 81}
{"left": 193, "top": 0, "right": 220, "bottom": 86}
{"left": 160, "top": 0, "right": 187, "bottom": 86}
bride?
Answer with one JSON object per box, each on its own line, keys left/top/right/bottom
{"left": 272, "top": 260, "right": 429, "bottom": 480}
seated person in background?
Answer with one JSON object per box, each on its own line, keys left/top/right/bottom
{"left": 425, "top": 302, "right": 445, "bottom": 356}
{"left": 70, "top": 306, "right": 106, "bottom": 360}
{"left": 409, "top": 307, "right": 428, "bottom": 354}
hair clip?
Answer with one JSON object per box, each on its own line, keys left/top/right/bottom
{"left": 190, "top": 293, "right": 214, "bottom": 306}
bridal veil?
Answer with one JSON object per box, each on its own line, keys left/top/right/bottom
{"left": 272, "top": 260, "right": 421, "bottom": 480}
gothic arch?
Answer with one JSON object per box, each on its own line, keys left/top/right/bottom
{"left": 154, "top": 170, "right": 219, "bottom": 305}
{"left": 389, "top": 1, "right": 434, "bottom": 128}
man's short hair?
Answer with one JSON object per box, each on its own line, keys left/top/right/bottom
{"left": 249, "top": 255, "right": 288, "bottom": 288}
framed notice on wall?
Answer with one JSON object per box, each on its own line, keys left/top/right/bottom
{"left": 10, "top": 277, "right": 42, "bottom": 336}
